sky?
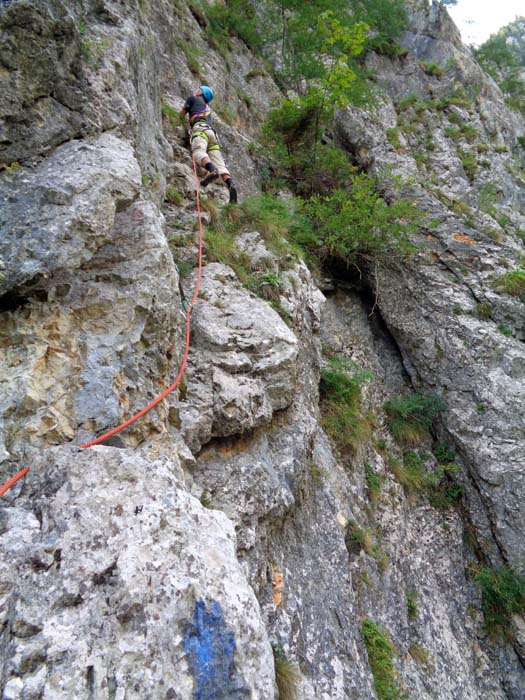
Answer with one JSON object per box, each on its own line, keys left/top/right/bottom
{"left": 446, "top": 0, "right": 523, "bottom": 46}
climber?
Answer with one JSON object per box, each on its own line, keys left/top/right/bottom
{"left": 180, "top": 85, "right": 238, "bottom": 204}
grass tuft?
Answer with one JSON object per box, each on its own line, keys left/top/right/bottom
{"left": 472, "top": 564, "right": 525, "bottom": 636}
{"left": 273, "top": 645, "right": 301, "bottom": 700}
{"left": 493, "top": 269, "right": 525, "bottom": 298}
{"left": 384, "top": 392, "right": 445, "bottom": 446}
{"left": 320, "top": 357, "right": 373, "bottom": 457}
{"left": 362, "top": 619, "right": 403, "bottom": 700}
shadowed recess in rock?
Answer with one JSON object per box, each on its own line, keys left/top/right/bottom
{"left": 183, "top": 600, "right": 248, "bottom": 700}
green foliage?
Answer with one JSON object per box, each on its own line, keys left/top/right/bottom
{"left": 444, "top": 126, "right": 461, "bottom": 139}
{"left": 475, "top": 302, "right": 492, "bottom": 319}
{"left": 493, "top": 269, "right": 525, "bottom": 297}
{"left": 475, "top": 18, "right": 525, "bottom": 115}
{"left": 419, "top": 60, "right": 443, "bottom": 77}
{"left": 362, "top": 620, "right": 403, "bottom": 700}
{"left": 81, "top": 36, "right": 110, "bottom": 66}
{"left": 427, "top": 462, "right": 464, "bottom": 509}
{"left": 433, "top": 442, "right": 455, "bottom": 463}
{"left": 204, "top": 0, "right": 261, "bottom": 52}
{"left": 434, "top": 90, "right": 472, "bottom": 110}
{"left": 161, "top": 101, "right": 181, "bottom": 128}
{"left": 350, "top": 0, "right": 408, "bottom": 54}
{"left": 406, "top": 591, "right": 418, "bottom": 620}
{"left": 320, "top": 356, "right": 373, "bottom": 457}
{"left": 204, "top": 194, "right": 300, "bottom": 296}
{"left": 473, "top": 564, "right": 525, "bottom": 635}
{"left": 386, "top": 128, "right": 403, "bottom": 151}
{"left": 396, "top": 93, "right": 427, "bottom": 113}
{"left": 458, "top": 150, "right": 477, "bottom": 180}
{"left": 348, "top": 521, "right": 375, "bottom": 554}
{"left": 301, "top": 176, "right": 420, "bottom": 265}
{"left": 272, "top": 645, "right": 301, "bottom": 700}
{"left": 164, "top": 185, "right": 183, "bottom": 205}
{"left": 384, "top": 392, "right": 446, "bottom": 446}
{"left": 262, "top": 91, "right": 356, "bottom": 195}
{"left": 365, "top": 463, "right": 383, "bottom": 501}
{"left": 398, "top": 450, "right": 428, "bottom": 491}
{"left": 310, "top": 462, "right": 327, "bottom": 485}
{"left": 176, "top": 40, "right": 203, "bottom": 78}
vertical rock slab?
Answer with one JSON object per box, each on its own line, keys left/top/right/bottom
{"left": 0, "top": 446, "right": 275, "bottom": 699}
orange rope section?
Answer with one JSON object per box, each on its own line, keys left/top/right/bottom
{"left": 80, "top": 155, "right": 204, "bottom": 449}
{"left": 0, "top": 467, "right": 30, "bottom": 498}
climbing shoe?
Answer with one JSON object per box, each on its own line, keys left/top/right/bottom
{"left": 228, "top": 185, "right": 238, "bottom": 204}
{"left": 200, "top": 163, "right": 219, "bottom": 187}
{"left": 226, "top": 179, "right": 238, "bottom": 204}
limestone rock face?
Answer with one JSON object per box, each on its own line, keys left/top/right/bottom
{"left": 335, "top": 0, "right": 525, "bottom": 572}
{"left": 0, "top": 134, "right": 141, "bottom": 295}
{"left": 177, "top": 263, "right": 299, "bottom": 452}
{"left": 0, "top": 447, "right": 275, "bottom": 700}
{"left": 1, "top": 0, "right": 525, "bottom": 697}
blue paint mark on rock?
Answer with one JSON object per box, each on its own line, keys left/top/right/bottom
{"left": 183, "top": 600, "right": 250, "bottom": 700}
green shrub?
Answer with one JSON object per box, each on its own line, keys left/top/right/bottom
{"left": 498, "top": 323, "right": 513, "bottom": 337}
{"left": 396, "top": 93, "right": 426, "bottom": 112}
{"left": 461, "top": 123, "right": 478, "bottom": 141}
{"left": 348, "top": 521, "right": 375, "bottom": 555}
{"left": 310, "top": 463, "right": 327, "bottom": 485}
{"left": 443, "top": 126, "right": 461, "bottom": 139}
{"left": 384, "top": 392, "right": 446, "bottom": 445}
{"left": 493, "top": 269, "right": 525, "bottom": 297}
{"left": 362, "top": 619, "right": 403, "bottom": 700}
{"left": 320, "top": 356, "right": 373, "bottom": 456}
{"left": 205, "top": 226, "right": 257, "bottom": 290}
{"left": 351, "top": 0, "right": 408, "bottom": 54}
{"left": 301, "top": 175, "right": 420, "bottom": 266}
{"left": 204, "top": 0, "right": 262, "bottom": 52}
{"left": 433, "top": 442, "right": 455, "bottom": 463}
{"left": 473, "top": 564, "right": 525, "bottom": 635}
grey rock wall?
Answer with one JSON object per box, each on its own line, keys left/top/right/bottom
{"left": 1, "top": 0, "right": 525, "bottom": 698}
{"left": 334, "top": 0, "right": 525, "bottom": 575}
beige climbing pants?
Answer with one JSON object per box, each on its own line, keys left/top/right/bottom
{"left": 190, "top": 123, "right": 230, "bottom": 176}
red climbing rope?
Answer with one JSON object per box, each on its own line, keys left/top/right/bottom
{"left": 0, "top": 160, "right": 204, "bottom": 495}
{"left": 79, "top": 155, "right": 204, "bottom": 449}
{"left": 0, "top": 467, "right": 30, "bottom": 498}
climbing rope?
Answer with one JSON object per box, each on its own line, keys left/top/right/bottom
{"left": 0, "top": 156, "right": 204, "bottom": 496}
{"left": 0, "top": 467, "right": 30, "bottom": 498}
{"left": 80, "top": 154, "right": 204, "bottom": 448}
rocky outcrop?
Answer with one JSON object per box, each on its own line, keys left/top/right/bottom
{"left": 0, "top": 446, "right": 275, "bottom": 700}
{"left": 1, "top": 0, "right": 525, "bottom": 698}
{"left": 335, "top": 0, "right": 525, "bottom": 574}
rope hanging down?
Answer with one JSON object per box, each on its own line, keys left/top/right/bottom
{"left": 0, "top": 156, "right": 204, "bottom": 494}
{"left": 80, "top": 155, "right": 204, "bottom": 448}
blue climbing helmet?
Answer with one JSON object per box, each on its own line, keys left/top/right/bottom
{"left": 200, "top": 85, "right": 214, "bottom": 103}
